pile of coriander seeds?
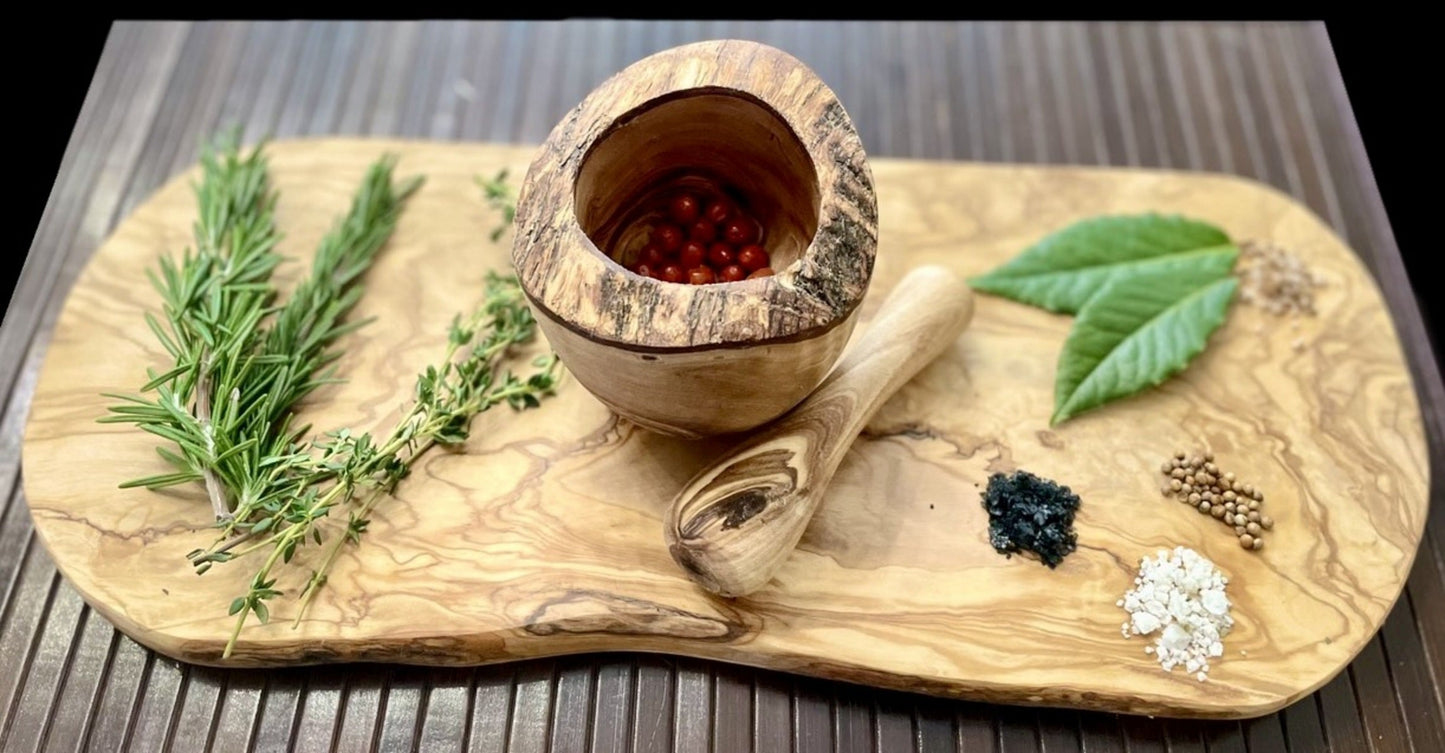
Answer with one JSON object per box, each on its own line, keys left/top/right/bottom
{"left": 1161, "top": 450, "right": 1274, "bottom": 551}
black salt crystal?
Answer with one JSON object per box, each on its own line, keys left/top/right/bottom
{"left": 980, "top": 470, "right": 1081, "bottom": 568}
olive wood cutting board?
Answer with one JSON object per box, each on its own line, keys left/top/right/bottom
{"left": 21, "top": 138, "right": 1429, "bottom": 719}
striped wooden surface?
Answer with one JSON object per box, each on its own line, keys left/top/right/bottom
{"left": 1, "top": 20, "right": 1440, "bottom": 752}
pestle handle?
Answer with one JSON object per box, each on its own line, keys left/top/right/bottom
{"left": 663, "top": 265, "right": 976, "bottom": 597}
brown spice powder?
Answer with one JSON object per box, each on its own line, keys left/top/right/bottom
{"left": 1237, "top": 240, "right": 1326, "bottom": 317}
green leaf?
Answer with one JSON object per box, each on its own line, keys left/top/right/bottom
{"left": 968, "top": 214, "right": 1234, "bottom": 314}
{"left": 1052, "top": 260, "right": 1239, "bottom": 425}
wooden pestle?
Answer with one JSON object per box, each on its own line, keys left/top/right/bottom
{"left": 663, "top": 265, "right": 976, "bottom": 597}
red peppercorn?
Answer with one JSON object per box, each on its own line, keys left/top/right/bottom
{"left": 688, "top": 266, "right": 715, "bottom": 285}
{"left": 654, "top": 224, "right": 684, "bottom": 253}
{"left": 704, "top": 200, "right": 733, "bottom": 225}
{"left": 669, "top": 194, "right": 700, "bottom": 225}
{"left": 661, "top": 264, "right": 685, "bottom": 283}
{"left": 688, "top": 220, "right": 716, "bottom": 243}
{"left": 748, "top": 267, "right": 774, "bottom": 279}
{"left": 707, "top": 243, "right": 735, "bottom": 268}
{"left": 722, "top": 218, "right": 758, "bottom": 246}
{"left": 719, "top": 264, "right": 746, "bottom": 282}
{"left": 640, "top": 243, "right": 667, "bottom": 268}
{"left": 635, "top": 263, "right": 655, "bottom": 279}
{"left": 736, "top": 244, "right": 770, "bottom": 272}
{"left": 680, "top": 241, "right": 707, "bottom": 270}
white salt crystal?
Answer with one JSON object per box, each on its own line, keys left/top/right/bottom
{"left": 1162, "top": 623, "right": 1191, "bottom": 650}
{"left": 1132, "top": 612, "right": 1162, "bottom": 635}
{"left": 1201, "top": 588, "right": 1229, "bottom": 615}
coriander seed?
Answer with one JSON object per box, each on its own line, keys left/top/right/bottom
{"left": 1240, "top": 533, "right": 1254, "bottom": 549}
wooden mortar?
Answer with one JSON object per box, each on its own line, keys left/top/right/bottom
{"left": 512, "top": 40, "right": 877, "bottom": 438}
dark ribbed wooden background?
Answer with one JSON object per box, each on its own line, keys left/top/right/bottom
{"left": 2, "top": 21, "right": 1441, "bottom": 753}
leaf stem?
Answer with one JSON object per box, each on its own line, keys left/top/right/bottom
{"left": 193, "top": 351, "right": 232, "bottom": 520}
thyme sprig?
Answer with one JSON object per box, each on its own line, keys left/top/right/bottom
{"left": 102, "top": 135, "right": 560, "bottom": 658}
{"left": 291, "top": 277, "right": 559, "bottom": 625}
{"left": 477, "top": 169, "right": 516, "bottom": 241}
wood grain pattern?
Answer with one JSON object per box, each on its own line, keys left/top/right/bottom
{"left": 512, "top": 40, "right": 877, "bottom": 437}
{"left": 665, "top": 265, "right": 975, "bottom": 597}
{"left": 18, "top": 138, "right": 1429, "bottom": 720}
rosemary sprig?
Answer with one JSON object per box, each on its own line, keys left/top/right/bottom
{"left": 101, "top": 132, "right": 286, "bottom": 519}
{"left": 212, "top": 154, "right": 423, "bottom": 542}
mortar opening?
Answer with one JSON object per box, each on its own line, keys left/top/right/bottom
{"left": 574, "top": 89, "right": 821, "bottom": 284}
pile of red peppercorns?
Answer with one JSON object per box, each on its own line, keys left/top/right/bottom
{"left": 625, "top": 191, "right": 775, "bottom": 285}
